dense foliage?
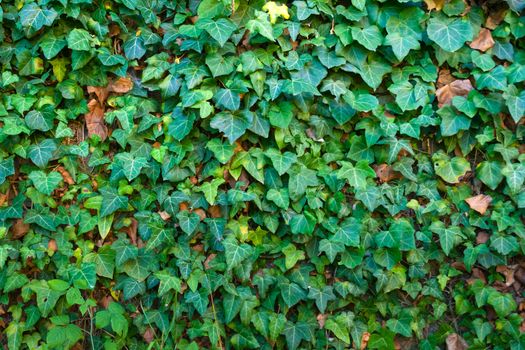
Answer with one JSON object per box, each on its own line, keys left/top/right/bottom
{"left": 1, "top": 0, "right": 525, "bottom": 348}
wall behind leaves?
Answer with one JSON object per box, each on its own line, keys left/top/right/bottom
{"left": 1, "top": 0, "right": 525, "bottom": 349}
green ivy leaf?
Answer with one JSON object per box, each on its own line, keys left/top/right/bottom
{"left": 100, "top": 188, "right": 128, "bottom": 217}
{"left": 176, "top": 210, "right": 201, "bottom": 235}
{"left": 115, "top": 152, "right": 148, "bottom": 181}
{"left": 0, "top": 158, "right": 15, "bottom": 185}
{"left": 223, "top": 235, "right": 254, "bottom": 270}
{"left": 197, "top": 18, "right": 237, "bottom": 47}
{"left": 433, "top": 153, "right": 471, "bottom": 184}
{"left": 210, "top": 112, "right": 252, "bottom": 144}
{"left": 29, "top": 171, "right": 63, "bottom": 196}
{"left": 336, "top": 160, "right": 376, "bottom": 189}
{"left": 427, "top": 16, "right": 473, "bottom": 52}
{"left": 67, "top": 29, "right": 93, "bottom": 51}
{"left": 28, "top": 139, "right": 56, "bottom": 168}
{"left": 19, "top": 3, "right": 57, "bottom": 31}
{"left": 503, "top": 84, "right": 525, "bottom": 122}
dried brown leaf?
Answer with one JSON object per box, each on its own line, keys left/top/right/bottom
{"left": 127, "top": 218, "right": 138, "bottom": 245}
{"left": 476, "top": 231, "right": 490, "bottom": 244}
{"left": 48, "top": 239, "right": 58, "bottom": 252}
{"left": 469, "top": 28, "right": 495, "bottom": 52}
{"left": 316, "top": 313, "right": 327, "bottom": 328}
{"left": 204, "top": 254, "right": 217, "bottom": 269}
{"left": 87, "top": 86, "right": 109, "bottom": 105}
{"left": 109, "top": 77, "right": 133, "bottom": 94}
{"left": 435, "top": 79, "right": 473, "bottom": 107}
{"left": 143, "top": 327, "right": 155, "bottom": 343}
{"left": 11, "top": 219, "right": 29, "bottom": 239}
{"left": 485, "top": 8, "right": 507, "bottom": 30}
{"left": 208, "top": 205, "right": 222, "bottom": 218}
{"left": 437, "top": 69, "right": 454, "bottom": 88}
{"left": 374, "top": 164, "right": 397, "bottom": 183}
{"left": 56, "top": 166, "right": 74, "bottom": 185}
{"left": 515, "top": 267, "right": 525, "bottom": 285}
{"left": 496, "top": 265, "right": 516, "bottom": 287}
{"left": 194, "top": 208, "right": 206, "bottom": 221}
{"left": 446, "top": 333, "right": 469, "bottom": 350}
{"left": 465, "top": 194, "right": 492, "bottom": 215}
{"left": 360, "top": 332, "right": 371, "bottom": 350}
{"left": 85, "top": 99, "right": 108, "bottom": 141}
{"left": 158, "top": 211, "right": 171, "bottom": 221}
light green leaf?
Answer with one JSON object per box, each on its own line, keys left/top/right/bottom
{"left": 266, "top": 188, "right": 289, "bottom": 209}
{"left": 265, "top": 149, "right": 297, "bottom": 176}
{"left": 176, "top": 210, "right": 200, "bottom": 235}
{"left": 427, "top": 16, "right": 473, "bottom": 52}
{"left": 351, "top": 26, "right": 383, "bottom": 51}
{"left": 29, "top": 171, "right": 63, "bottom": 196}
{"left": 100, "top": 188, "right": 128, "bottom": 217}
{"left": 67, "top": 29, "right": 93, "bottom": 51}
{"left": 115, "top": 152, "right": 148, "bottom": 181}
{"left": 124, "top": 36, "right": 146, "bottom": 60}
{"left": 503, "top": 84, "right": 525, "bottom": 122}
{"left": 223, "top": 235, "right": 254, "bottom": 270}
{"left": 210, "top": 112, "right": 252, "bottom": 144}
{"left": 336, "top": 160, "right": 376, "bottom": 189}
{"left": 19, "top": 3, "right": 57, "bottom": 31}
{"left": 168, "top": 107, "right": 195, "bottom": 141}
{"left": 197, "top": 18, "right": 237, "bottom": 47}
{"left": 433, "top": 153, "right": 471, "bottom": 184}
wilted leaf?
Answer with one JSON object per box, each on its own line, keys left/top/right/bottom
{"left": 465, "top": 194, "right": 492, "bottom": 214}
{"left": 469, "top": 28, "right": 495, "bottom": 52}
{"left": 446, "top": 333, "right": 468, "bottom": 350}
{"left": 436, "top": 80, "right": 473, "bottom": 107}
{"left": 85, "top": 99, "right": 108, "bottom": 140}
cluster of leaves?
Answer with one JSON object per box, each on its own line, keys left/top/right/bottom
{"left": 1, "top": 0, "right": 525, "bottom": 348}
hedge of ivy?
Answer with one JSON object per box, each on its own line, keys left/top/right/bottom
{"left": 1, "top": 0, "right": 525, "bottom": 348}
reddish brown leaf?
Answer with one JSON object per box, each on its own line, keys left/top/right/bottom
{"left": 465, "top": 194, "right": 492, "bottom": 215}
{"left": 143, "top": 327, "right": 155, "bottom": 343}
{"left": 87, "top": 86, "right": 109, "bottom": 104}
{"left": 437, "top": 69, "right": 455, "bottom": 88}
{"left": 85, "top": 99, "right": 108, "bottom": 141}
{"left": 515, "top": 267, "right": 525, "bottom": 285}
{"left": 56, "top": 166, "right": 74, "bottom": 185}
{"left": 496, "top": 265, "right": 516, "bottom": 287}
{"left": 476, "top": 231, "right": 490, "bottom": 244}
{"left": 316, "top": 313, "right": 327, "bottom": 328}
{"left": 208, "top": 205, "right": 222, "bottom": 218}
{"left": 11, "top": 219, "right": 29, "bottom": 239}
{"left": 204, "top": 254, "right": 217, "bottom": 269}
{"left": 485, "top": 8, "right": 507, "bottom": 30}
{"left": 158, "top": 211, "right": 171, "bottom": 221}
{"left": 109, "top": 23, "right": 121, "bottom": 37}
{"left": 109, "top": 77, "right": 133, "bottom": 94}
{"left": 48, "top": 239, "right": 58, "bottom": 252}
{"left": 194, "top": 208, "right": 206, "bottom": 221}
{"left": 0, "top": 193, "right": 7, "bottom": 207}
{"left": 435, "top": 79, "right": 473, "bottom": 107}
{"left": 472, "top": 268, "right": 487, "bottom": 283}
{"left": 127, "top": 218, "right": 138, "bottom": 245}
{"left": 360, "top": 332, "right": 370, "bottom": 350}
{"left": 446, "top": 333, "right": 468, "bottom": 350}
{"left": 469, "top": 28, "right": 495, "bottom": 52}
{"left": 374, "top": 164, "right": 397, "bottom": 183}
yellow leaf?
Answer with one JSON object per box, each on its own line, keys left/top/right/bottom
{"left": 424, "top": 0, "right": 445, "bottom": 11}
{"left": 262, "top": 1, "right": 290, "bottom": 24}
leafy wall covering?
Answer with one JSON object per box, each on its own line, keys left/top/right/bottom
{"left": 1, "top": 0, "right": 525, "bottom": 348}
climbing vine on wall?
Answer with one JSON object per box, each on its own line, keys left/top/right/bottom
{"left": 1, "top": 0, "right": 525, "bottom": 349}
